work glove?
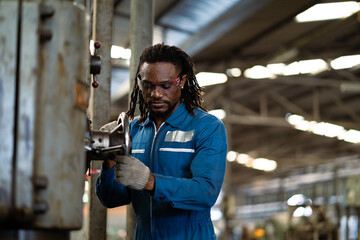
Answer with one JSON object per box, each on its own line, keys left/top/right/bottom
{"left": 115, "top": 155, "right": 150, "bottom": 190}
{"left": 100, "top": 120, "right": 118, "bottom": 132}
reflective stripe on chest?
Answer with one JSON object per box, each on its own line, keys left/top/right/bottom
{"left": 164, "top": 130, "right": 194, "bottom": 142}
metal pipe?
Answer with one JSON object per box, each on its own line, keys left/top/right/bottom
{"left": 221, "top": 89, "right": 233, "bottom": 240}
{"left": 87, "top": 0, "right": 113, "bottom": 239}
{"left": 127, "top": 1, "right": 153, "bottom": 239}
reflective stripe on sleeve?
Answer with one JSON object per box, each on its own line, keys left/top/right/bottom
{"left": 159, "top": 148, "right": 195, "bottom": 153}
{"left": 132, "top": 149, "right": 145, "bottom": 153}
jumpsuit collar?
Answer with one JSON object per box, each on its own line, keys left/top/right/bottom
{"left": 141, "top": 102, "right": 188, "bottom": 129}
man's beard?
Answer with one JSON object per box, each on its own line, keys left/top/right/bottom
{"left": 148, "top": 100, "right": 179, "bottom": 120}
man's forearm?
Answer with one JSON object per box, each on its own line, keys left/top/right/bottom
{"left": 144, "top": 173, "right": 155, "bottom": 192}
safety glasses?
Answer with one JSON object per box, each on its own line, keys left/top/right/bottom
{"left": 137, "top": 74, "right": 181, "bottom": 93}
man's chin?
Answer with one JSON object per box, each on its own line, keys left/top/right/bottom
{"left": 150, "top": 108, "right": 170, "bottom": 118}
{"left": 149, "top": 101, "right": 179, "bottom": 119}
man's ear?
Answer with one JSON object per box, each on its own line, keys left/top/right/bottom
{"left": 180, "top": 74, "right": 187, "bottom": 88}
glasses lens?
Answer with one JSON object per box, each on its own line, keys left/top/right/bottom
{"left": 160, "top": 82, "right": 174, "bottom": 89}
{"left": 137, "top": 75, "right": 180, "bottom": 92}
{"left": 137, "top": 75, "right": 147, "bottom": 91}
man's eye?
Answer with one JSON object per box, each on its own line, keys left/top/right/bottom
{"left": 143, "top": 82, "right": 152, "bottom": 88}
{"left": 161, "top": 83, "right": 172, "bottom": 89}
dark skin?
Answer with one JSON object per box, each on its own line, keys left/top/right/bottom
{"left": 104, "top": 62, "right": 186, "bottom": 192}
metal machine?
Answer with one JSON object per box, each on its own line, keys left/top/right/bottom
{"left": 0, "top": 0, "right": 130, "bottom": 239}
{"left": 85, "top": 112, "right": 132, "bottom": 172}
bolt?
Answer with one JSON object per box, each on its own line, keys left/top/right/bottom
{"left": 92, "top": 81, "right": 99, "bottom": 88}
{"left": 33, "top": 176, "right": 48, "bottom": 189}
{"left": 34, "top": 200, "right": 48, "bottom": 214}
{"left": 40, "top": 5, "right": 55, "bottom": 20}
{"left": 94, "top": 41, "right": 101, "bottom": 49}
{"left": 39, "top": 28, "right": 52, "bottom": 43}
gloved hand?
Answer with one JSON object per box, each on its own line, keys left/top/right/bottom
{"left": 100, "top": 120, "right": 118, "bottom": 132}
{"left": 115, "top": 155, "right": 150, "bottom": 190}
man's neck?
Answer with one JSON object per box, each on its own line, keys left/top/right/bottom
{"left": 150, "top": 101, "right": 181, "bottom": 131}
{"left": 150, "top": 115, "right": 167, "bottom": 131}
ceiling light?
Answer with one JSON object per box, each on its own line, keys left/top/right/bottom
{"left": 111, "top": 45, "right": 131, "bottom": 59}
{"left": 312, "top": 122, "right": 345, "bottom": 138}
{"left": 196, "top": 72, "right": 228, "bottom": 87}
{"left": 283, "top": 61, "right": 300, "bottom": 76}
{"left": 252, "top": 158, "right": 277, "bottom": 172}
{"left": 226, "top": 151, "right": 237, "bottom": 162}
{"left": 227, "top": 151, "right": 277, "bottom": 171}
{"left": 209, "top": 109, "right": 226, "bottom": 120}
{"left": 267, "top": 63, "right": 286, "bottom": 75}
{"left": 287, "top": 194, "right": 308, "bottom": 206}
{"left": 298, "top": 59, "right": 328, "bottom": 74}
{"left": 295, "top": 2, "right": 360, "bottom": 23}
{"left": 244, "top": 65, "right": 275, "bottom": 79}
{"left": 330, "top": 54, "right": 360, "bottom": 70}
{"left": 286, "top": 113, "right": 304, "bottom": 125}
{"left": 236, "top": 154, "right": 251, "bottom": 164}
{"left": 282, "top": 59, "right": 328, "bottom": 76}
{"left": 226, "top": 68, "right": 242, "bottom": 77}
{"left": 286, "top": 113, "right": 360, "bottom": 143}
{"left": 210, "top": 208, "right": 223, "bottom": 221}
{"left": 339, "top": 129, "right": 360, "bottom": 144}
{"left": 295, "top": 121, "right": 314, "bottom": 132}
{"left": 293, "top": 206, "right": 313, "bottom": 217}
{"left": 247, "top": 59, "right": 327, "bottom": 79}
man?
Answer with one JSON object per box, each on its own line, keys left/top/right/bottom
{"left": 96, "top": 43, "right": 227, "bottom": 240}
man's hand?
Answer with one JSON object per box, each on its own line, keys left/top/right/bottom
{"left": 115, "top": 155, "right": 151, "bottom": 190}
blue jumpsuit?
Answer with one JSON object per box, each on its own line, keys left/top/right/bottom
{"left": 96, "top": 103, "right": 227, "bottom": 240}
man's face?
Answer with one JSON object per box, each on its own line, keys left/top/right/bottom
{"left": 138, "top": 62, "right": 185, "bottom": 120}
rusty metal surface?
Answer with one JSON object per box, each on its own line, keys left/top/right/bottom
{"left": 14, "top": 1, "right": 41, "bottom": 221}
{"left": 0, "top": 0, "right": 89, "bottom": 231}
{"left": 31, "top": 1, "right": 89, "bottom": 229}
{"left": 0, "top": 0, "right": 18, "bottom": 221}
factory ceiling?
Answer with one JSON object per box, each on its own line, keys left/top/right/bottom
{"left": 110, "top": 0, "right": 360, "bottom": 187}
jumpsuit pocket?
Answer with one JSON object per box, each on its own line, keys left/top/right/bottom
{"left": 157, "top": 146, "right": 194, "bottom": 177}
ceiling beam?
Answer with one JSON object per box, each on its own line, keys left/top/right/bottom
{"left": 231, "top": 101, "right": 258, "bottom": 116}
{"left": 180, "top": 0, "right": 273, "bottom": 56}
{"left": 231, "top": 76, "right": 353, "bottom": 88}
{"left": 327, "top": 90, "right": 360, "bottom": 124}
{"left": 203, "top": 84, "right": 226, "bottom": 107}
{"left": 227, "top": 114, "right": 290, "bottom": 127}
{"left": 268, "top": 90, "right": 311, "bottom": 119}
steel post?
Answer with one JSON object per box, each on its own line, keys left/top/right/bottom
{"left": 126, "top": 1, "right": 153, "bottom": 239}
{"left": 87, "top": 0, "right": 113, "bottom": 239}
{"left": 222, "top": 96, "right": 233, "bottom": 240}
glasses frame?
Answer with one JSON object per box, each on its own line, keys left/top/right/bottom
{"left": 137, "top": 74, "right": 182, "bottom": 93}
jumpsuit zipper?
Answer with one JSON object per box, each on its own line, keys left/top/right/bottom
{"left": 149, "top": 122, "right": 165, "bottom": 240}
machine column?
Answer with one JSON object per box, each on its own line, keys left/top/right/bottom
{"left": 87, "top": 0, "right": 113, "bottom": 239}
{"left": 126, "top": 0, "right": 154, "bottom": 239}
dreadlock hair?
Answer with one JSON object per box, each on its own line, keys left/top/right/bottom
{"left": 127, "top": 43, "right": 206, "bottom": 122}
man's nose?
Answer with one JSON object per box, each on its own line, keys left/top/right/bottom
{"left": 150, "top": 87, "right": 163, "bottom": 97}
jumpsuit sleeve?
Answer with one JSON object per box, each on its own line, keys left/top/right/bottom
{"left": 95, "top": 164, "right": 132, "bottom": 208}
{"left": 152, "top": 118, "right": 227, "bottom": 210}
